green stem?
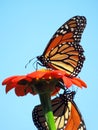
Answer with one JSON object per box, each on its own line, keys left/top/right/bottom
{"left": 39, "top": 92, "right": 56, "bottom": 130}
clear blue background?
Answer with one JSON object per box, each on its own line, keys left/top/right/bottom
{"left": 0, "top": 0, "right": 98, "bottom": 129}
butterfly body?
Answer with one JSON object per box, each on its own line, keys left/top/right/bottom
{"left": 37, "top": 16, "right": 86, "bottom": 77}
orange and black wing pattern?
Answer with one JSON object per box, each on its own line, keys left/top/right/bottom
{"left": 37, "top": 16, "right": 87, "bottom": 77}
{"left": 32, "top": 91, "right": 86, "bottom": 130}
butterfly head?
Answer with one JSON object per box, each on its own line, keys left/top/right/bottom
{"left": 37, "top": 55, "right": 51, "bottom": 68}
{"left": 60, "top": 90, "right": 76, "bottom": 103}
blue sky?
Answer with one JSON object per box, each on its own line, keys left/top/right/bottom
{"left": 0, "top": 0, "right": 98, "bottom": 129}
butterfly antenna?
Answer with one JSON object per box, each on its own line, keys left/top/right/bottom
{"left": 25, "top": 57, "right": 36, "bottom": 68}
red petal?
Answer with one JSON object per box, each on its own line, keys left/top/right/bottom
{"left": 27, "top": 71, "right": 47, "bottom": 79}
{"left": 12, "top": 76, "right": 26, "bottom": 83}
{"left": 71, "top": 78, "right": 87, "bottom": 88}
{"left": 6, "top": 82, "right": 17, "bottom": 93}
{"left": 71, "top": 78, "right": 82, "bottom": 88}
{"left": 15, "top": 85, "right": 27, "bottom": 96}
{"left": 76, "top": 78, "right": 87, "bottom": 88}
{"left": 50, "top": 70, "right": 68, "bottom": 78}
{"left": 62, "top": 76, "right": 72, "bottom": 88}
{"left": 15, "top": 84, "right": 35, "bottom": 96}
{"left": 2, "top": 76, "right": 18, "bottom": 85}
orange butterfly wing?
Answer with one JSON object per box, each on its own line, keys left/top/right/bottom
{"left": 43, "top": 16, "right": 86, "bottom": 55}
{"left": 32, "top": 91, "right": 86, "bottom": 130}
{"left": 37, "top": 16, "right": 86, "bottom": 77}
{"left": 65, "top": 102, "right": 86, "bottom": 130}
{"left": 44, "top": 33, "right": 73, "bottom": 54}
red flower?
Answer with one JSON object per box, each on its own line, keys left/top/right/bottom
{"left": 2, "top": 69, "right": 87, "bottom": 96}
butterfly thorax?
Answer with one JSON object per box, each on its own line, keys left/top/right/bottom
{"left": 37, "top": 55, "right": 50, "bottom": 68}
{"left": 60, "top": 91, "right": 76, "bottom": 103}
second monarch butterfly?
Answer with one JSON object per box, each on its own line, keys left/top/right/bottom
{"left": 32, "top": 90, "right": 86, "bottom": 130}
{"left": 37, "top": 16, "right": 87, "bottom": 77}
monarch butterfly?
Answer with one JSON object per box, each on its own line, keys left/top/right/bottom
{"left": 32, "top": 90, "right": 86, "bottom": 130}
{"left": 37, "top": 16, "right": 86, "bottom": 77}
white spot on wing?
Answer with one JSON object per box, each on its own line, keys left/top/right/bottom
{"left": 65, "top": 24, "right": 69, "bottom": 29}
